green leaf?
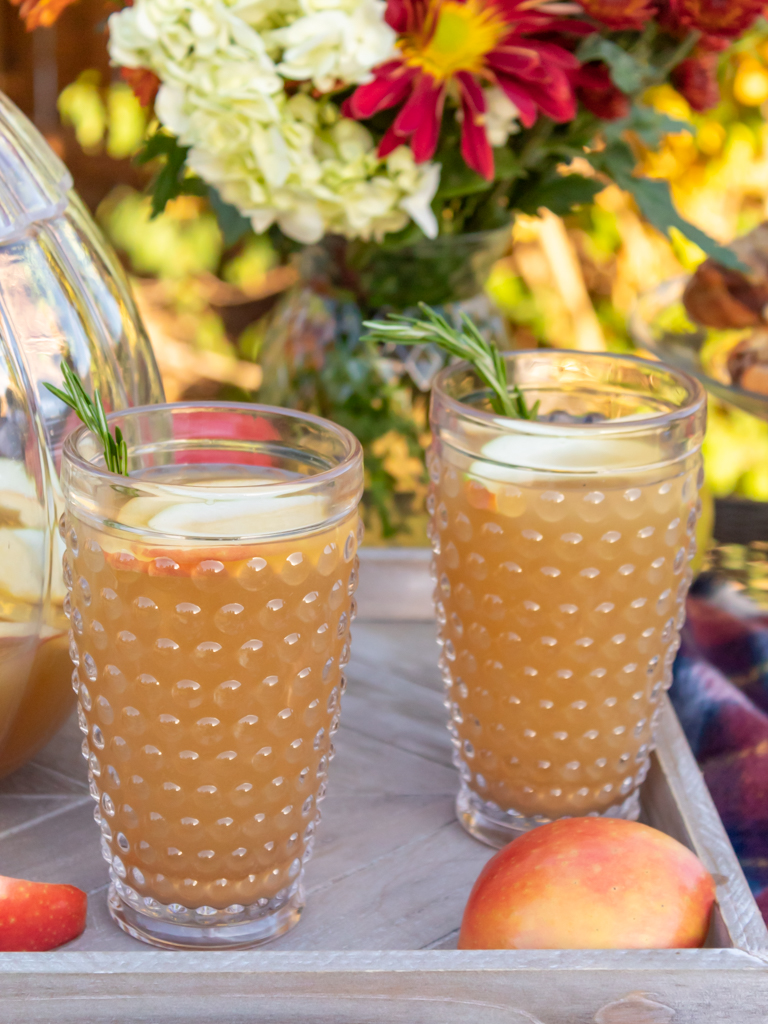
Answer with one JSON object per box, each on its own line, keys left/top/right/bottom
{"left": 435, "top": 148, "right": 494, "bottom": 199}
{"left": 492, "top": 146, "right": 522, "bottom": 182}
{"left": 134, "top": 130, "right": 181, "bottom": 164}
{"left": 135, "top": 130, "right": 192, "bottom": 218}
{"left": 604, "top": 103, "right": 691, "bottom": 149}
{"left": 515, "top": 172, "right": 602, "bottom": 217}
{"left": 576, "top": 36, "right": 647, "bottom": 95}
{"left": 208, "top": 186, "right": 252, "bottom": 247}
{"left": 435, "top": 145, "right": 522, "bottom": 200}
{"left": 590, "top": 141, "right": 745, "bottom": 271}
{"left": 150, "top": 152, "right": 190, "bottom": 218}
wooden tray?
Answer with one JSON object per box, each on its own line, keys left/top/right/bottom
{"left": 1, "top": 551, "right": 766, "bottom": 1023}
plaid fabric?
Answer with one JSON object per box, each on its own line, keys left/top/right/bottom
{"left": 670, "top": 575, "right": 768, "bottom": 924}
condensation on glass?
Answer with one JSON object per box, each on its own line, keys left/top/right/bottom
{"left": 0, "top": 92, "right": 164, "bottom": 778}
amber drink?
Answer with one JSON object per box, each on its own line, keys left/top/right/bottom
{"left": 428, "top": 352, "right": 706, "bottom": 847}
{"left": 61, "top": 403, "right": 363, "bottom": 948}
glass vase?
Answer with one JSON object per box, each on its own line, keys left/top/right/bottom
{"left": 427, "top": 351, "right": 706, "bottom": 847}
{"left": 60, "top": 402, "right": 363, "bottom": 949}
{"left": 258, "top": 229, "right": 511, "bottom": 407}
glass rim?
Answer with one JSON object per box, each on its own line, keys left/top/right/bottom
{"left": 62, "top": 400, "right": 364, "bottom": 497}
{"left": 432, "top": 348, "right": 707, "bottom": 436}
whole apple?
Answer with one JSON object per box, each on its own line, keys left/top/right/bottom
{"left": 458, "top": 818, "right": 716, "bottom": 949}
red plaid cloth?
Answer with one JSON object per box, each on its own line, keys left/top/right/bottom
{"left": 671, "top": 576, "right": 768, "bottom": 923}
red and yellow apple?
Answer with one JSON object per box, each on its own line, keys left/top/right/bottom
{"left": 458, "top": 817, "right": 716, "bottom": 949}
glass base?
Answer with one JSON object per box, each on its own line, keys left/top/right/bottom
{"left": 108, "top": 882, "right": 304, "bottom": 950}
{"left": 456, "top": 782, "right": 642, "bottom": 849}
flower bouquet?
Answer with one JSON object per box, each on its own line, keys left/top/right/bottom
{"left": 14, "top": 0, "right": 764, "bottom": 257}
{"left": 13, "top": 0, "right": 767, "bottom": 538}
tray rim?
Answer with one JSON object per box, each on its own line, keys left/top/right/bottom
{"left": 1, "top": 947, "right": 767, "bottom": 1024}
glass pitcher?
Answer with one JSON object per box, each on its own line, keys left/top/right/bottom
{"left": 0, "top": 91, "right": 164, "bottom": 777}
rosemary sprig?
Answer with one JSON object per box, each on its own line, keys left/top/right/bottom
{"left": 45, "top": 363, "right": 128, "bottom": 475}
{"left": 362, "top": 303, "right": 539, "bottom": 420}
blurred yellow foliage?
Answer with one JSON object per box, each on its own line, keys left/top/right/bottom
{"left": 57, "top": 71, "right": 105, "bottom": 151}
{"left": 106, "top": 84, "right": 149, "bottom": 159}
{"left": 704, "top": 404, "right": 768, "bottom": 500}
{"left": 489, "top": 30, "right": 768, "bottom": 508}
{"left": 98, "top": 187, "right": 223, "bottom": 280}
{"left": 58, "top": 72, "right": 148, "bottom": 157}
{"left": 222, "top": 236, "right": 277, "bottom": 292}
{"left": 370, "top": 430, "right": 427, "bottom": 495}
{"left": 734, "top": 56, "right": 768, "bottom": 107}
{"left": 696, "top": 121, "right": 726, "bottom": 156}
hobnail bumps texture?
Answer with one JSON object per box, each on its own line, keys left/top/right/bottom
{"left": 427, "top": 447, "right": 702, "bottom": 822}
{"left": 62, "top": 512, "right": 360, "bottom": 927}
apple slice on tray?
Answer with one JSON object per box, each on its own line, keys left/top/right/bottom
{"left": 0, "top": 875, "right": 86, "bottom": 951}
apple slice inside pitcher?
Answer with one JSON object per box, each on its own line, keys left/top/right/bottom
{"left": 0, "top": 528, "right": 47, "bottom": 605}
{"left": 0, "top": 459, "right": 67, "bottom": 605}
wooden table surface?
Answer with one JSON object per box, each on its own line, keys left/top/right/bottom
{"left": 0, "top": 621, "right": 494, "bottom": 953}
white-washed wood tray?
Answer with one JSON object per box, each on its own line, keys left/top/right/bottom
{"left": 1, "top": 550, "right": 766, "bottom": 1023}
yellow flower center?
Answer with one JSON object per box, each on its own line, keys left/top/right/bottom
{"left": 400, "top": 0, "right": 509, "bottom": 81}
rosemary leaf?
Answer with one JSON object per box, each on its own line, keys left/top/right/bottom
{"left": 362, "top": 303, "right": 537, "bottom": 420}
{"left": 44, "top": 365, "right": 129, "bottom": 476}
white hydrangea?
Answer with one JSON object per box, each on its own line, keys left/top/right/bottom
{"left": 269, "top": 0, "right": 395, "bottom": 92}
{"left": 109, "top": 0, "right": 283, "bottom": 96}
{"left": 159, "top": 85, "right": 438, "bottom": 242}
{"left": 108, "top": 0, "right": 438, "bottom": 243}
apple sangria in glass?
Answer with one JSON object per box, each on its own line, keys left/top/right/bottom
{"left": 59, "top": 402, "right": 363, "bottom": 948}
{"left": 427, "top": 351, "right": 706, "bottom": 848}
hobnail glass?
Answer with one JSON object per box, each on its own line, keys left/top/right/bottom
{"left": 426, "top": 351, "right": 706, "bottom": 847}
{"left": 0, "top": 92, "right": 164, "bottom": 778}
{"left": 60, "top": 402, "right": 363, "bottom": 949}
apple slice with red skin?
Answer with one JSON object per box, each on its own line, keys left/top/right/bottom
{"left": 458, "top": 817, "right": 716, "bottom": 950}
{"left": 0, "top": 875, "right": 87, "bottom": 951}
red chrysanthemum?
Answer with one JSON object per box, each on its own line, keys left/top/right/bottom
{"left": 345, "top": 0, "right": 592, "bottom": 181}
{"left": 578, "top": 0, "right": 657, "bottom": 31}
{"left": 121, "top": 67, "right": 161, "bottom": 107}
{"left": 669, "top": 0, "right": 764, "bottom": 40}
{"left": 672, "top": 51, "right": 720, "bottom": 110}
{"left": 574, "top": 62, "right": 630, "bottom": 120}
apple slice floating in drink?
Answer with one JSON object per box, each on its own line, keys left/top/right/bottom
{"left": 123, "top": 492, "right": 328, "bottom": 538}
{"left": 99, "top": 482, "right": 334, "bottom": 576}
